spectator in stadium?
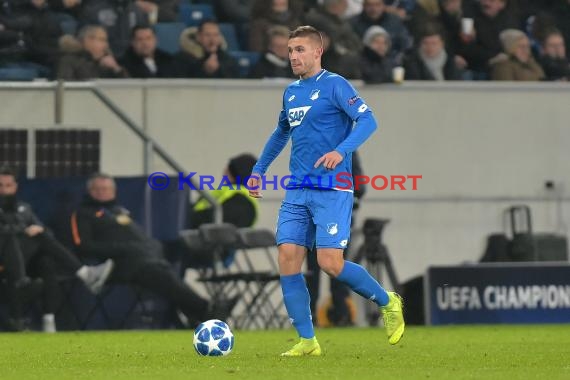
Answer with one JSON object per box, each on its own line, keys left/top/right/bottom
{"left": 403, "top": 24, "right": 462, "bottom": 80}
{"left": 305, "top": 0, "right": 364, "bottom": 57}
{"left": 120, "top": 25, "right": 178, "bottom": 78}
{"left": 349, "top": 0, "right": 411, "bottom": 64}
{"left": 248, "top": 0, "right": 303, "bottom": 52}
{"left": 0, "top": 167, "right": 114, "bottom": 332}
{"left": 248, "top": 25, "right": 294, "bottom": 79}
{"left": 321, "top": 29, "right": 362, "bottom": 79}
{"left": 57, "top": 25, "right": 128, "bottom": 80}
{"left": 538, "top": 28, "right": 569, "bottom": 81}
{"left": 359, "top": 25, "right": 394, "bottom": 83}
{"left": 177, "top": 20, "right": 239, "bottom": 79}
{"left": 0, "top": 0, "right": 63, "bottom": 75}
{"left": 533, "top": 0, "right": 570, "bottom": 56}
{"left": 456, "top": 0, "right": 521, "bottom": 77}
{"left": 491, "top": 28, "right": 545, "bottom": 81}
{"left": 78, "top": 0, "right": 149, "bottom": 57}
{"left": 70, "top": 173, "right": 237, "bottom": 327}
{"left": 409, "top": 0, "right": 461, "bottom": 53}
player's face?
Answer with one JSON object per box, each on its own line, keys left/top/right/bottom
{"left": 288, "top": 36, "right": 323, "bottom": 79}
{"left": 0, "top": 175, "right": 17, "bottom": 196}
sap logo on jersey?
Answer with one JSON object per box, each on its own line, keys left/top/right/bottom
{"left": 288, "top": 106, "right": 311, "bottom": 127}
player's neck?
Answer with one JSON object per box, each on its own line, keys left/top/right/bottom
{"left": 300, "top": 67, "right": 324, "bottom": 80}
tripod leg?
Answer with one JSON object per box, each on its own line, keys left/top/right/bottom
{"left": 365, "top": 261, "right": 382, "bottom": 326}
{"left": 381, "top": 245, "right": 402, "bottom": 294}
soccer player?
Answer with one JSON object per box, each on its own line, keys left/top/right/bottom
{"left": 247, "top": 25, "right": 405, "bottom": 356}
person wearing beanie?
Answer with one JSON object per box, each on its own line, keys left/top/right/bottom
{"left": 360, "top": 25, "right": 395, "bottom": 83}
{"left": 491, "top": 29, "right": 545, "bottom": 81}
{"left": 190, "top": 153, "right": 259, "bottom": 228}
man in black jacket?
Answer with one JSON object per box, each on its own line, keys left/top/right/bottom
{"left": 0, "top": 167, "right": 114, "bottom": 332}
{"left": 70, "top": 173, "right": 237, "bottom": 327}
{"left": 120, "top": 26, "right": 178, "bottom": 78}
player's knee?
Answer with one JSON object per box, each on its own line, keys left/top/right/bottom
{"left": 278, "top": 249, "right": 304, "bottom": 274}
{"left": 317, "top": 255, "right": 343, "bottom": 277}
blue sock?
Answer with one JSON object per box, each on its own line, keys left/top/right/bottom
{"left": 280, "top": 273, "right": 314, "bottom": 339}
{"left": 336, "top": 261, "right": 389, "bottom": 306}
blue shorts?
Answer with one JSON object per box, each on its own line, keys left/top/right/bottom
{"left": 276, "top": 188, "right": 353, "bottom": 250}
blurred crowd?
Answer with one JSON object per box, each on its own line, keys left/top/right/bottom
{"left": 0, "top": 0, "right": 568, "bottom": 82}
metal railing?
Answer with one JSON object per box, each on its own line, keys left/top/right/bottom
{"left": 2, "top": 80, "right": 221, "bottom": 223}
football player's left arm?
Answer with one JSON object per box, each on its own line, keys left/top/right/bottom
{"left": 314, "top": 79, "right": 378, "bottom": 170}
{"left": 333, "top": 79, "right": 378, "bottom": 156}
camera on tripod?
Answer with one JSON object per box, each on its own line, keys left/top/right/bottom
{"left": 362, "top": 218, "right": 390, "bottom": 262}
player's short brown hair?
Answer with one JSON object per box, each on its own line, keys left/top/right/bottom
{"left": 289, "top": 26, "right": 323, "bottom": 47}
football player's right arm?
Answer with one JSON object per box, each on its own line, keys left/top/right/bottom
{"left": 248, "top": 113, "right": 290, "bottom": 198}
{"left": 251, "top": 110, "right": 290, "bottom": 176}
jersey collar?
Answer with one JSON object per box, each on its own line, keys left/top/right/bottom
{"left": 300, "top": 69, "right": 326, "bottom": 83}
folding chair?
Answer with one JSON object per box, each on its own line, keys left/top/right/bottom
{"left": 235, "top": 228, "right": 287, "bottom": 329}
{"left": 179, "top": 225, "right": 286, "bottom": 329}
{"left": 178, "top": 225, "right": 242, "bottom": 308}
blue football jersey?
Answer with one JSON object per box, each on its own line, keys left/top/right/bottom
{"left": 279, "top": 69, "right": 376, "bottom": 189}
{"left": 253, "top": 69, "right": 377, "bottom": 190}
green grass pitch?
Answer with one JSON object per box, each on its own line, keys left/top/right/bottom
{"left": 1, "top": 325, "right": 569, "bottom": 380}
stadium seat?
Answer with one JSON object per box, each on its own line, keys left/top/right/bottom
{"left": 219, "top": 23, "right": 241, "bottom": 52}
{"left": 229, "top": 51, "right": 260, "bottom": 78}
{"left": 153, "top": 22, "right": 186, "bottom": 54}
{"left": 0, "top": 67, "right": 38, "bottom": 81}
{"left": 178, "top": 3, "right": 214, "bottom": 26}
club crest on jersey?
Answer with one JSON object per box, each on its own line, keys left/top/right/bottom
{"left": 327, "top": 223, "right": 338, "bottom": 235}
{"left": 288, "top": 106, "right": 311, "bottom": 127}
{"left": 310, "top": 89, "right": 320, "bottom": 101}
